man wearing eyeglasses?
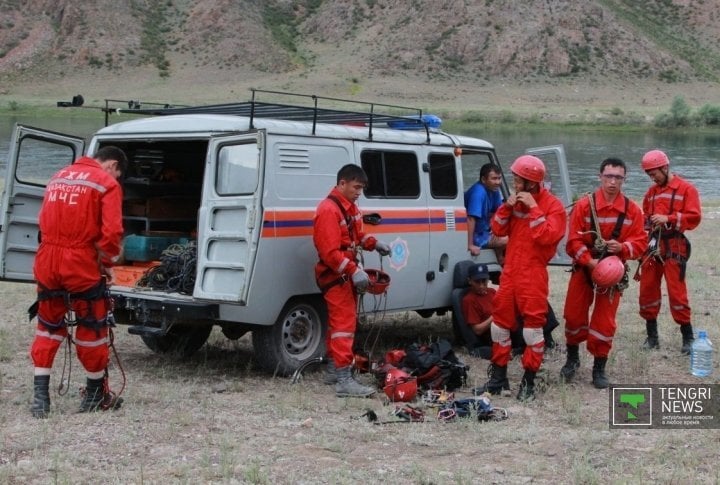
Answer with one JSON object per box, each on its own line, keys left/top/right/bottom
{"left": 560, "top": 158, "right": 647, "bottom": 388}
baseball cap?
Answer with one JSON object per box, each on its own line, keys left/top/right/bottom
{"left": 468, "top": 263, "right": 489, "bottom": 281}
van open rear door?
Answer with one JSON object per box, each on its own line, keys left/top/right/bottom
{"left": 193, "top": 133, "right": 264, "bottom": 303}
{"left": 525, "top": 144, "right": 573, "bottom": 266}
{"left": 0, "top": 125, "right": 84, "bottom": 281}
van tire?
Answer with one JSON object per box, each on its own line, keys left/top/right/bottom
{"left": 140, "top": 325, "right": 213, "bottom": 360}
{"left": 252, "top": 297, "right": 327, "bottom": 376}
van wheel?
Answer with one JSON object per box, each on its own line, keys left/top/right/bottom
{"left": 252, "top": 297, "right": 327, "bottom": 376}
{"left": 140, "top": 325, "right": 213, "bottom": 360}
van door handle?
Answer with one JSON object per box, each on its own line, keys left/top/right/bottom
{"left": 363, "top": 213, "right": 382, "bottom": 225}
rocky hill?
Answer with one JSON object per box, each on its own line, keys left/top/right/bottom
{"left": 1, "top": 0, "right": 719, "bottom": 115}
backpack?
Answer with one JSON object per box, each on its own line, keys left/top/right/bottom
{"left": 382, "top": 339, "right": 468, "bottom": 391}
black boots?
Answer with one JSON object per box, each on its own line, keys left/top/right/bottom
{"left": 79, "top": 377, "right": 106, "bottom": 412}
{"left": 78, "top": 377, "right": 123, "bottom": 412}
{"left": 473, "top": 363, "right": 510, "bottom": 395}
{"left": 592, "top": 357, "right": 609, "bottom": 389}
{"left": 31, "top": 375, "right": 51, "bottom": 419}
{"left": 560, "top": 344, "right": 581, "bottom": 382}
{"left": 643, "top": 320, "right": 694, "bottom": 354}
{"left": 516, "top": 370, "right": 536, "bottom": 402}
{"left": 643, "top": 319, "right": 660, "bottom": 350}
{"left": 680, "top": 324, "right": 694, "bottom": 355}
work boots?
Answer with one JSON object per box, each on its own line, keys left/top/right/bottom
{"left": 31, "top": 375, "right": 51, "bottom": 419}
{"left": 643, "top": 319, "right": 660, "bottom": 350}
{"left": 516, "top": 370, "right": 536, "bottom": 402}
{"left": 680, "top": 324, "right": 695, "bottom": 355}
{"left": 560, "top": 344, "right": 581, "bottom": 382}
{"left": 79, "top": 377, "right": 106, "bottom": 412}
{"left": 472, "top": 363, "right": 510, "bottom": 396}
{"left": 323, "top": 359, "right": 337, "bottom": 385}
{"left": 78, "top": 377, "right": 123, "bottom": 412}
{"left": 334, "top": 366, "right": 375, "bottom": 398}
{"left": 592, "top": 357, "right": 610, "bottom": 389}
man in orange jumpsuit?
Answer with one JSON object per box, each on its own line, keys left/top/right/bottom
{"left": 313, "top": 164, "right": 390, "bottom": 397}
{"left": 638, "top": 150, "right": 702, "bottom": 354}
{"left": 560, "top": 158, "right": 647, "bottom": 388}
{"left": 475, "top": 155, "right": 567, "bottom": 401}
{"left": 30, "top": 146, "right": 127, "bottom": 418}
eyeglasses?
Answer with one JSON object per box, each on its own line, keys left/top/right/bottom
{"left": 601, "top": 174, "right": 625, "bottom": 181}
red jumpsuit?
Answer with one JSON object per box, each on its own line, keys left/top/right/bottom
{"left": 30, "top": 157, "right": 124, "bottom": 374}
{"left": 313, "top": 188, "right": 378, "bottom": 368}
{"left": 489, "top": 188, "right": 566, "bottom": 372}
{"left": 564, "top": 190, "right": 647, "bottom": 358}
{"left": 639, "top": 174, "right": 701, "bottom": 325}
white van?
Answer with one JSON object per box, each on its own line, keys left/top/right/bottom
{"left": 0, "top": 90, "right": 572, "bottom": 374}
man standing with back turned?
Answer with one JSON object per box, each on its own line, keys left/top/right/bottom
{"left": 475, "top": 155, "right": 566, "bottom": 402}
{"left": 30, "top": 146, "right": 128, "bottom": 418}
{"left": 313, "top": 164, "right": 390, "bottom": 397}
{"left": 638, "top": 150, "right": 701, "bottom": 354}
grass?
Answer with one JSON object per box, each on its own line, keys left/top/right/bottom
{"left": 0, "top": 207, "right": 718, "bottom": 482}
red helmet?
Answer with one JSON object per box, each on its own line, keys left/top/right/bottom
{"left": 365, "top": 269, "right": 390, "bottom": 295}
{"left": 384, "top": 368, "right": 418, "bottom": 402}
{"left": 510, "top": 155, "right": 546, "bottom": 183}
{"left": 592, "top": 255, "right": 625, "bottom": 288}
{"left": 641, "top": 150, "right": 669, "bottom": 171}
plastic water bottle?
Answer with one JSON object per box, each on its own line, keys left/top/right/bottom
{"left": 690, "top": 330, "right": 713, "bottom": 377}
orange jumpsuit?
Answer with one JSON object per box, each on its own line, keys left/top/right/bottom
{"left": 489, "top": 188, "right": 566, "bottom": 372}
{"left": 313, "top": 187, "right": 378, "bottom": 368}
{"left": 30, "top": 157, "right": 123, "bottom": 373}
{"left": 639, "top": 174, "right": 701, "bottom": 325}
{"left": 564, "top": 190, "right": 647, "bottom": 358}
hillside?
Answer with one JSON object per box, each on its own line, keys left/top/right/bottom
{"left": 1, "top": 0, "right": 719, "bottom": 118}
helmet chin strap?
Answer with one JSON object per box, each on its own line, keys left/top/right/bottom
{"left": 659, "top": 166, "right": 670, "bottom": 186}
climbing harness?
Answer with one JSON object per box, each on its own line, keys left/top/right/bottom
{"left": 575, "top": 192, "right": 630, "bottom": 300}
{"left": 30, "top": 280, "right": 126, "bottom": 406}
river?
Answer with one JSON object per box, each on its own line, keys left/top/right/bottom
{"left": 1, "top": 114, "right": 718, "bottom": 200}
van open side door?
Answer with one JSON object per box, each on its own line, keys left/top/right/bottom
{"left": 0, "top": 125, "right": 85, "bottom": 281}
{"left": 525, "top": 144, "right": 573, "bottom": 266}
{"left": 193, "top": 133, "right": 264, "bottom": 303}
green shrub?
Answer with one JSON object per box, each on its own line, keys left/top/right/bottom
{"left": 695, "top": 104, "right": 720, "bottom": 125}
{"left": 654, "top": 95, "right": 691, "bottom": 127}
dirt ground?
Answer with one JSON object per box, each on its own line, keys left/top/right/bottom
{"left": 1, "top": 203, "right": 719, "bottom": 484}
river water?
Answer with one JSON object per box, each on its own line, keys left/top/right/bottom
{"left": 1, "top": 114, "right": 718, "bottom": 200}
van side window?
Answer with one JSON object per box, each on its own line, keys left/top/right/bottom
{"left": 361, "top": 150, "right": 420, "bottom": 198}
{"left": 428, "top": 153, "right": 457, "bottom": 199}
{"left": 15, "top": 137, "right": 76, "bottom": 186}
{"left": 216, "top": 142, "right": 260, "bottom": 195}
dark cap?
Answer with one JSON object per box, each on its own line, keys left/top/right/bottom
{"left": 468, "top": 263, "right": 489, "bottom": 281}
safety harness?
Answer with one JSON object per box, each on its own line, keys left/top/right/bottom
{"left": 27, "top": 278, "right": 126, "bottom": 407}
{"left": 29, "top": 279, "right": 109, "bottom": 331}
{"left": 634, "top": 187, "right": 691, "bottom": 281}
{"left": 316, "top": 194, "right": 358, "bottom": 293}
{"left": 574, "top": 193, "right": 630, "bottom": 296}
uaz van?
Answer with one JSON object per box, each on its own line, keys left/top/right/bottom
{"left": 0, "top": 90, "right": 571, "bottom": 374}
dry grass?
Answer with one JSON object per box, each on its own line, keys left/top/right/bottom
{"left": 1, "top": 204, "right": 719, "bottom": 484}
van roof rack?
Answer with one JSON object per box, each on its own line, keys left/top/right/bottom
{"left": 106, "top": 89, "right": 436, "bottom": 141}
